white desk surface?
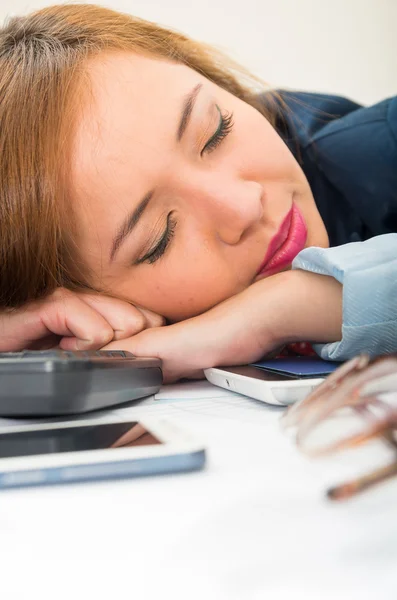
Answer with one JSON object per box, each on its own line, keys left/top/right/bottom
{"left": 0, "top": 380, "right": 396, "bottom": 600}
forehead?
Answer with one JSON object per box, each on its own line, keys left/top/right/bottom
{"left": 82, "top": 51, "right": 196, "bottom": 120}
{"left": 71, "top": 52, "right": 198, "bottom": 176}
{"left": 69, "top": 53, "right": 201, "bottom": 255}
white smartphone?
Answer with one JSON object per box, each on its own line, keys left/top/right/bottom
{"left": 204, "top": 365, "right": 325, "bottom": 407}
{"left": 0, "top": 417, "right": 206, "bottom": 489}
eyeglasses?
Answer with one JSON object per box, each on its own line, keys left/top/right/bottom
{"left": 282, "top": 353, "right": 397, "bottom": 500}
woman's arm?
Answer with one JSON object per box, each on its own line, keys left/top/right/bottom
{"left": 104, "top": 233, "right": 397, "bottom": 382}
{"left": 103, "top": 268, "right": 343, "bottom": 382}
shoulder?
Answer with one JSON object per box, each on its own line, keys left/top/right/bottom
{"left": 305, "top": 95, "right": 397, "bottom": 227}
{"left": 260, "top": 89, "right": 397, "bottom": 153}
{"left": 259, "top": 89, "right": 363, "bottom": 147}
{"left": 308, "top": 95, "right": 397, "bottom": 157}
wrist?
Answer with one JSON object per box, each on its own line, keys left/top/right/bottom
{"left": 244, "top": 269, "right": 343, "bottom": 348}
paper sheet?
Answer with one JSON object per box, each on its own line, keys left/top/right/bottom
{"left": 109, "top": 379, "right": 284, "bottom": 426}
{"left": 154, "top": 379, "right": 239, "bottom": 400}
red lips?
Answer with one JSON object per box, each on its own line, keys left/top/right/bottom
{"left": 256, "top": 204, "right": 307, "bottom": 278}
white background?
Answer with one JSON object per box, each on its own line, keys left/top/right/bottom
{"left": 1, "top": 0, "right": 396, "bottom": 105}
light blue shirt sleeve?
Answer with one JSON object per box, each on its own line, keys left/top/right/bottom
{"left": 292, "top": 234, "right": 397, "bottom": 361}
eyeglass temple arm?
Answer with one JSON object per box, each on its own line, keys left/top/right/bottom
{"left": 327, "top": 459, "right": 397, "bottom": 500}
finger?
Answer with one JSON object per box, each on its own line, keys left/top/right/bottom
{"left": 40, "top": 289, "right": 114, "bottom": 350}
{"left": 135, "top": 306, "right": 166, "bottom": 329}
{"left": 0, "top": 303, "right": 68, "bottom": 351}
{"left": 101, "top": 329, "right": 162, "bottom": 357}
{"left": 77, "top": 293, "right": 164, "bottom": 338}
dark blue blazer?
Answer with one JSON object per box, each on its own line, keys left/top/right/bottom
{"left": 262, "top": 91, "right": 397, "bottom": 247}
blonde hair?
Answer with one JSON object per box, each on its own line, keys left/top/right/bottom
{"left": 0, "top": 3, "right": 276, "bottom": 307}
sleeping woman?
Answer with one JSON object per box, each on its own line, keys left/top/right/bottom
{"left": 0, "top": 4, "right": 396, "bottom": 381}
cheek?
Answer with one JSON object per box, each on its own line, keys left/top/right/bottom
{"left": 113, "top": 256, "right": 240, "bottom": 322}
{"left": 236, "top": 116, "right": 296, "bottom": 181}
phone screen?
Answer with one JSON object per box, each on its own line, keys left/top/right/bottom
{"left": 0, "top": 422, "right": 161, "bottom": 459}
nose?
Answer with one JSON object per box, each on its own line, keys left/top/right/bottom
{"left": 187, "top": 177, "right": 264, "bottom": 245}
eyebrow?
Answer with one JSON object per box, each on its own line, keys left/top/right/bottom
{"left": 110, "top": 191, "right": 154, "bottom": 261}
{"left": 177, "top": 82, "right": 203, "bottom": 141}
{"left": 110, "top": 83, "right": 203, "bottom": 262}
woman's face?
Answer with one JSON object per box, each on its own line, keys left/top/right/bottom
{"left": 70, "top": 52, "right": 328, "bottom": 321}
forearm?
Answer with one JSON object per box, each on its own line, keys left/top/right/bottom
{"left": 101, "top": 269, "right": 342, "bottom": 382}
{"left": 103, "top": 235, "right": 397, "bottom": 381}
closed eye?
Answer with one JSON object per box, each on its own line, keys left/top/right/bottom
{"left": 134, "top": 106, "right": 233, "bottom": 266}
{"left": 202, "top": 106, "right": 234, "bottom": 155}
{"left": 136, "top": 212, "right": 177, "bottom": 265}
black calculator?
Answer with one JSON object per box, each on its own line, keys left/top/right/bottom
{"left": 0, "top": 350, "right": 162, "bottom": 417}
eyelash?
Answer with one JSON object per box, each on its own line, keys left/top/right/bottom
{"left": 202, "top": 107, "right": 234, "bottom": 155}
{"left": 140, "top": 106, "right": 234, "bottom": 265}
{"left": 139, "top": 212, "right": 177, "bottom": 265}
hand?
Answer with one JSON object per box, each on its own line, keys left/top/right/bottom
{"left": 103, "top": 270, "right": 342, "bottom": 383}
{"left": 0, "top": 288, "right": 165, "bottom": 352}
{"left": 104, "top": 291, "right": 272, "bottom": 382}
